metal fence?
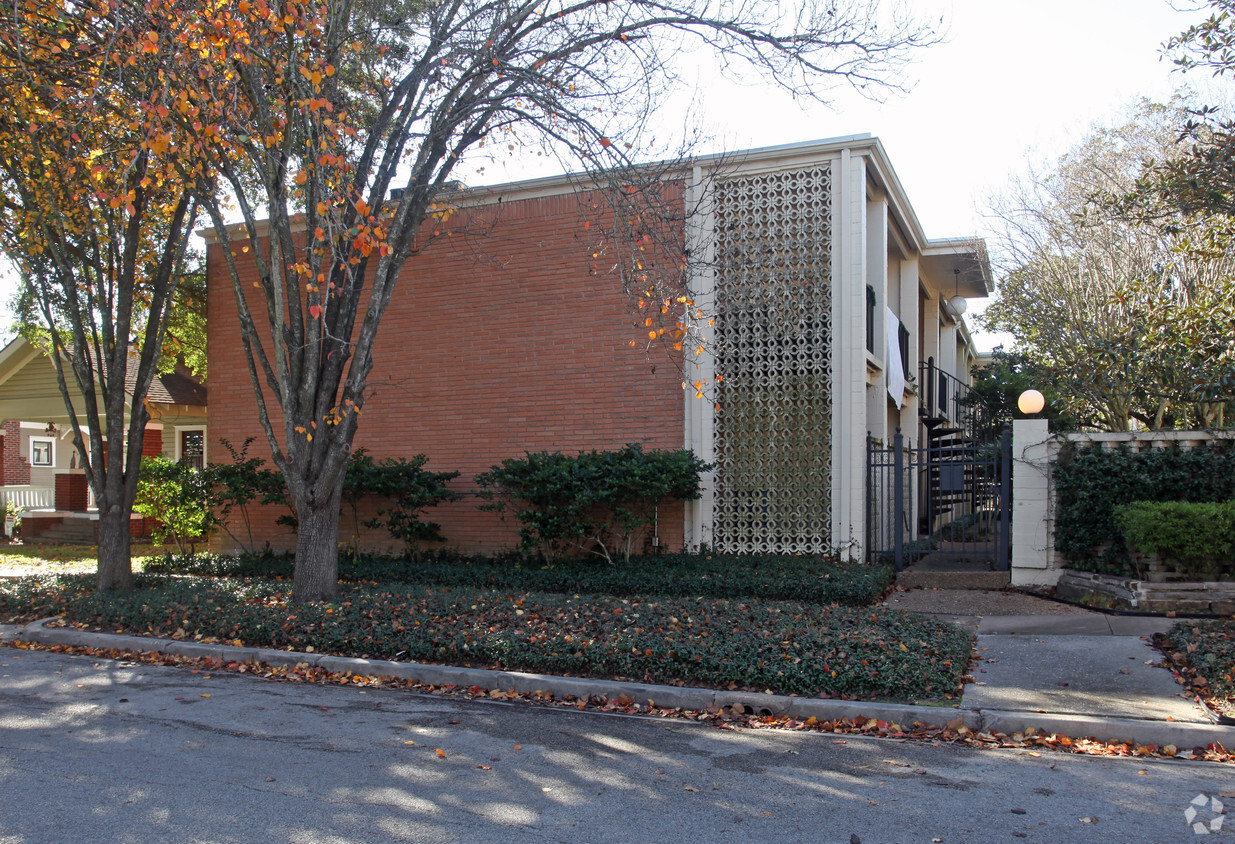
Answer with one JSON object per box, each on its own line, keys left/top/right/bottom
{"left": 866, "top": 429, "right": 1011, "bottom": 572}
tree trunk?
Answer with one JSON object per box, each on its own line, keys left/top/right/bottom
{"left": 96, "top": 503, "right": 134, "bottom": 593}
{"left": 291, "top": 484, "right": 344, "bottom": 602}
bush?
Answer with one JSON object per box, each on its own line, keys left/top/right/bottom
{"left": 342, "top": 449, "right": 460, "bottom": 553}
{"left": 207, "top": 439, "right": 461, "bottom": 553}
{"left": 0, "top": 574, "right": 970, "bottom": 701}
{"left": 134, "top": 458, "right": 217, "bottom": 554}
{"left": 1113, "top": 501, "right": 1235, "bottom": 579}
{"left": 209, "top": 438, "right": 290, "bottom": 554}
{"left": 476, "top": 445, "right": 711, "bottom": 563}
{"left": 1053, "top": 441, "right": 1235, "bottom": 575}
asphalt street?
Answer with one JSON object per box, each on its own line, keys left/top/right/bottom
{"left": 2, "top": 648, "right": 1234, "bottom": 843}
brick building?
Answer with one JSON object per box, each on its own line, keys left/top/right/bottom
{"left": 205, "top": 135, "right": 990, "bottom": 558}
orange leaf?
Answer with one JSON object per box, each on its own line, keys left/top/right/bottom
{"left": 309, "top": 304, "right": 322, "bottom": 318}
{"left": 435, "top": 748, "right": 447, "bottom": 758}
{"left": 599, "top": 137, "right": 612, "bottom": 147}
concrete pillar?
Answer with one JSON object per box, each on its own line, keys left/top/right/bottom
{"left": 832, "top": 149, "right": 869, "bottom": 557}
{"left": 683, "top": 165, "right": 717, "bottom": 550}
{"left": 1011, "top": 418, "right": 1059, "bottom": 587}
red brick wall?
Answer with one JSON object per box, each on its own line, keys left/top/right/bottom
{"left": 207, "top": 187, "right": 689, "bottom": 554}
{"left": 54, "top": 473, "right": 89, "bottom": 512}
{"left": 142, "top": 427, "right": 163, "bottom": 458}
{"left": 3, "top": 420, "right": 28, "bottom": 485}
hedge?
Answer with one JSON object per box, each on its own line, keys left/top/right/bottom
{"left": 1053, "top": 440, "right": 1235, "bottom": 575}
{"left": 1114, "top": 501, "right": 1235, "bottom": 579}
{"left": 144, "top": 550, "right": 895, "bottom": 607}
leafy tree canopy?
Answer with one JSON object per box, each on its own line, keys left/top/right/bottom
{"left": 981, "top": 98, "right": 1235, "bottom": 431}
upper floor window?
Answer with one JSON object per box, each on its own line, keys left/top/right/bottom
{"left": 30, "top": 437, "right": 54, "bottom": 467}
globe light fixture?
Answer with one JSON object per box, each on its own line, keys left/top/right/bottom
{"left": 946, "top": 294, "right": 968, "bottom": 317}
{"left": 1018, "top": 389, "right": 1046, "bottom": 415}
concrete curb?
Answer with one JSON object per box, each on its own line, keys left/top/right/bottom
{"left": 977, "top": 708, "right": 1235, "bottom": 750}
{"left": 9, "top": 618, "right": 977, "bottom": 730}
{"left": 8, "top": 617, "right": 1235, "bottom": 748}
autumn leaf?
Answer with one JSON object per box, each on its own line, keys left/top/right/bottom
{"left": 435, "top": 748, "right": 447, "bottom": 758}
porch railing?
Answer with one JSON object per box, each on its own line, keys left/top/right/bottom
{"left": 0, "top": 485, "right": 54, "bottom": 511}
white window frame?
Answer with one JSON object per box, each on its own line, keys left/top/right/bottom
{"left": 29, "top": 436, "right": 54, "bottom": 468}
{"left": 174, "top": 426, "right": 207, "bottom": 466}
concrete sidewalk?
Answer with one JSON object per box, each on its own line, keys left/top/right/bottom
{"left": 959, "top": 613, "right": 1219, "bottom": 746}
{"left": 3, "top": 608, "right": 1233, "bottom": 751}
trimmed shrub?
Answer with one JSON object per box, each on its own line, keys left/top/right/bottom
{"left": 1114, "top": 501, "right": 1235, "bottom": 579}
{"left": 1053, "top": 441, "right": 1235, "bottom": 575}
{"left": 476, "top": 444, "right": 711, "bottom": 563}
{"left": 342, "top": 448, "right": 460, "bottom": 553}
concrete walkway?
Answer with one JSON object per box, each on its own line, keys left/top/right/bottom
{"left": 2, "top": 605, "right": 1232, "bottom": 752}
{"left": 960, "top": 613, "right": 1218, "bottom": 746}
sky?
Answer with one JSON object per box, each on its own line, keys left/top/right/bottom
{"left": 0, "top": 1, "right": 1216, "bottom": 350}
{"left": 465, "top": 0, "right": 1219, "bottom": 351}
{"left": 695, "top": 0, "right": 1220, "bottom": 351}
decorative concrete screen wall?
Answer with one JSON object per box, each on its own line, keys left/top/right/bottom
{"left": 1010, "top": 419, "right": 1235, "bottom": 586}
{"left": 710, "top": 166, "right": 833, "bottom": 554}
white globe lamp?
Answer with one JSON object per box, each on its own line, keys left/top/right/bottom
{"left": 1018, "top": 389, "right": 1046, "bottom": 415}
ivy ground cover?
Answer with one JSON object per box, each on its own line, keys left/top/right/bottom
{"left": 144, "top": 551, "right": 895, "bottom": 607}
{"left": 1158, "top": 621, "right": 1235, "bottom": 718}
{"left": 0, "top": 574, "right": 972, "bottom": 702}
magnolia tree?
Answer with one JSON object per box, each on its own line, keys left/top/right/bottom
{"left": 135, "top": 0, "right": 938, "bottom": 601}
{"left": 0, "top": 5, "right": 202, "bottom": 591}
{"left": 981, "top": 100, "right": 1235, "bottom": 431}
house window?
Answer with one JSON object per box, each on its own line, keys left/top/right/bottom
{"left": 178, "top": 428, "right": 205, "bottom": 469}
{"left": 30, "top": 437, "right": 54, "bottom": 467}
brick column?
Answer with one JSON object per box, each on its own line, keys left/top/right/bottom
{"left": 55, "top": 473, "right": 89, "bottom": 512}
{"left": 142, "top": 426, "right": 163, "bottom": 458}
{"left": 3, "top": 421, "right": 28, "bottom": 485}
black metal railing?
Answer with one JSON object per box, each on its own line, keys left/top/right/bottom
{"left": 866, "top": 428, "right": 1011, "bottom": 572}
{"left": 918, "top": 356, "right": 997, "bottom": 443}
{"left": 865, "top": 285, "right": 876, "bottom": 354}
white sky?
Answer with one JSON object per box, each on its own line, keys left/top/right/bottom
{"left": 697, "top": 0, "right": 1218, "bottom": 351}
{"left": 1, "top": 1, "right": 1214, "bottom": 351}
{"left": 469, "top": 0, "right": 1217, "bottom": 351}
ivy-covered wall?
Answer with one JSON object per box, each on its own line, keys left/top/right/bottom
{"left": 1054, "top": 439, "right": 1235, "bottom": 576}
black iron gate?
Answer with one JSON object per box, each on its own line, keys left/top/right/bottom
{"left": 866, "top": 428, "right": 1012, "bottom": 572}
